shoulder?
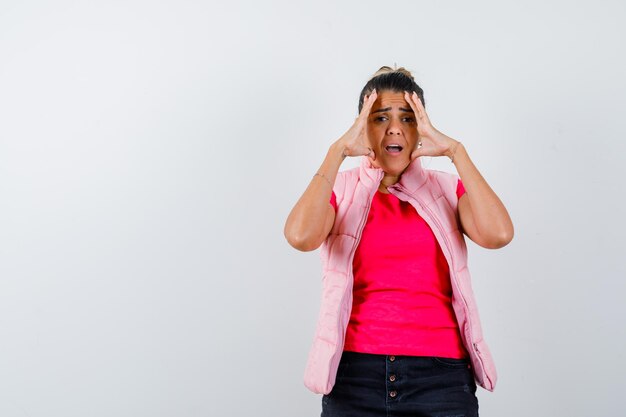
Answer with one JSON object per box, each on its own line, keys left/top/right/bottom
{"left": 423, "top": 168, "right": 462, "bottom": 205}
{"left": 423, "top": 168, "right": 459, "bottom": 189}
{"left": 333, "top": 166, "right": 359, "bottom": 197}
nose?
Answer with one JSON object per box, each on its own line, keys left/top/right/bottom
{"left": 386, "top": 119, "right": 402, "bottom": 136}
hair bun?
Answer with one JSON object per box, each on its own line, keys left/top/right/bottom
{"left": 371, "top": 65, "right": 415, "bottom": 81}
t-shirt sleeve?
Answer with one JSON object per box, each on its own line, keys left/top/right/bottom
{"left": 330, "top": 190, "right": 338, "bottom": 211}
{"left": 456, "top": 179, "right": 466, "bottom": 199}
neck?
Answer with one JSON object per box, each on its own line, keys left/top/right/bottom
{"left": 378, "top": 173, "right": 400, "bottom": 193}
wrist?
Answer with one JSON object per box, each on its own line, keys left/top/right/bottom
{"left": 330, "top": 140, "right": 348, "bottom": 161}
{"left": 445, "top": 140, "right": 462, "bottom": 162}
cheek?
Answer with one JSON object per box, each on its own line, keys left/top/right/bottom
{"left": 405, "top": 130, "right": 419, "bottom": 146}
{"left": 366, "top": 124, "right": 383, "bottom": 142}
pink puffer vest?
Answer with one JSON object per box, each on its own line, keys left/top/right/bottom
{"left": 303, "top": 156, "right": 497, "bottom": 394}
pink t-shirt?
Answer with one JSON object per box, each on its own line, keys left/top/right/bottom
{"left": 330, "top": 180, "right": 468, "bottom": 358}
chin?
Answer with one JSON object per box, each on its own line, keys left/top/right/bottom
{"left": 374, "top": 158, "right": 411, "bottom": 176}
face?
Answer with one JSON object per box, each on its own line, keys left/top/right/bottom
{"left": 366, "top": 90, "right": 419, "bottom": 176}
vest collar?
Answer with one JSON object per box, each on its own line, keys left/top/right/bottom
{"left": 358, "top": 156, "right": 427, "bottom": 194}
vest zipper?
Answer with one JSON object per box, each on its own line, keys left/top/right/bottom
{"left": 388, "top": 183, "right": 487, "bottom": 378}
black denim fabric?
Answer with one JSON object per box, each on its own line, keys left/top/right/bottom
{"left": 321, "top": 351, "right": 479, "bottom": 417}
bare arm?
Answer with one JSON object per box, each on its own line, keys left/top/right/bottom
{"left": 452, "top": 143, "right": 514, "bottom": 249}
{"left": 283, "top": 144, "right": 343, "bottom": 251}
{"left": 284, "top": 91, "right": 379, "bottom": 252}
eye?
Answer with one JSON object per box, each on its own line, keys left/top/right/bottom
{"left": 374, "top": 116, "right": 388, "bottom": 122}
{"left": 402, "top": 116, "right": 415, "bottom": 123}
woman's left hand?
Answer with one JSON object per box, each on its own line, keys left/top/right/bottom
{"left": 402, "top": 90, "right": 514, "bottom": 249}
{"left": 404, "top": 91, "right": 459, "bottom": 160}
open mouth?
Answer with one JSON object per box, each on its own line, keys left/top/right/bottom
{"left": 385, "top": 144, "right": 404, "bottom": 154}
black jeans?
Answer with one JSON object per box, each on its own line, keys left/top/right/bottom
{"left": 321, "top": 351, "right": 479, "bottom": 417}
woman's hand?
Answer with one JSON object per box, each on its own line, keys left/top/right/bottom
{"left": 285, "top": 91, "right": 380, "bottom": 252}
{"left": 336, "top": 90, "right": 379, "bottom": 159}
{"left": 401, "top": 90, "right": 514, "bottom": 248}
{"left": 404, "top": 91, "right": 459, "bottom": 161}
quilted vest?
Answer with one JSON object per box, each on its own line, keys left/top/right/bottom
{"left": 303, "top": 156, "right": 497, "bottom": 394}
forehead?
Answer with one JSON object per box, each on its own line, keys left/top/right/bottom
{"left": 373, "top": 90, "right": 410, "bottom": 109}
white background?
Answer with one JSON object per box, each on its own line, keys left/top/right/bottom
{"left": 1, "top": 1, "right": 625, "bottom": 416}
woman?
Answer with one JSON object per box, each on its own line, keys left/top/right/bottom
{"left": 284, "top": 66, "right": 513, "bottom": 417}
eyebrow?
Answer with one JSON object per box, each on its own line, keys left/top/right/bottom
{"left": 371, "top": 107, "right": 414, "bottom": 114}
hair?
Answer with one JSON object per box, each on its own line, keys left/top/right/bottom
{"left": 358, "top": 66, "right": 425, "bottom": 113}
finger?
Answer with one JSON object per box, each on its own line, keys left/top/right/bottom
{"left": 411, "top": 91, "right": 428, "bottom": 121}
{"left": 405, "top": 90, "right": 422, "bottom": 119}
{"left": 404, "top": 91, "right": 420, "bottom": 119}
{"left": 357, "top": 89, "right": 378, "bottom": 122}
{"left": 410, "top": 147, "right": 422, "bottom": 161}
{"left": 361, "top": 90, "right": 377, "bottom": 115}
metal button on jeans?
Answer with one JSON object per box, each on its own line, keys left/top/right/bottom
{"left": 389, "top": 390, "right": 397, "bottom": 398}
{"left": 389, "top": 355, "right": 396, "bottom": 362}
{"left": 389, "top": 374, "right": 396, "bottom": 382}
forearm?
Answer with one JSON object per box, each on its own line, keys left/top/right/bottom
{"left": 284, "top": 141, "right": 345, "bottom": 251}
{"left": 451, "top": 143, "right": 514, "bottom": 245}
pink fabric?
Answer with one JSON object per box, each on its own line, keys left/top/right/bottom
{"left": 330, "top": 180, "right": 464, "bottom": 210}
{"left": 456, "top": 179, "right": 466, "bottom": 199}
{"left": 342, "top": 181, "right": 468, "bottom": 358}
{"left": 330, "top": 189, "right": 337, "bottom": 211}
{"left": 304, "top": 157, "right": 497, "bottom": 395}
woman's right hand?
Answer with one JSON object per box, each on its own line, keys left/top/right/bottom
{"left": 336, "top": 89, "right": 378, "bottom": 160}
{"left": 284, "top": 90, "right": 378, "bottom": 252}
